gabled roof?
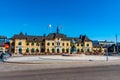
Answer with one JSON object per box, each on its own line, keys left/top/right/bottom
{"left": 79, "top": 35, "right": 91, "bottom": 41}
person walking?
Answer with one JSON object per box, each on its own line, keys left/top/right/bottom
{"left": 0, "top": 52, "right": 5, "bottom": 63}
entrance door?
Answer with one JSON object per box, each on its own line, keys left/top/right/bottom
{"left": 19, "top": 48, "right": 22, "bottom": 54}
{"left": 57, "top": 48, "right": 60, "bottom": 53}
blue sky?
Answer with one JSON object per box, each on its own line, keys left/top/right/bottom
{"left": 0, "top": 0, "right": 120, "bottom": 41}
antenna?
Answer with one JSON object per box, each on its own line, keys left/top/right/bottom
{"left": 116, "top": 34, "right": 118, "bottom": 54}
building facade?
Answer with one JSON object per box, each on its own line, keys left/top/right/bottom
{"left": 10, "top": 28, "right": 94, "bottom": 55}
{"left": 0, "top": 36, "right": 9, "bottom": 53}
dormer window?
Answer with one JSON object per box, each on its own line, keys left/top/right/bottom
{"left": 33, "top": 38, "right": 37, "bottom": 41}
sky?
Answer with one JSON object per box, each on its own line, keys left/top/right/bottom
{"left": 0, "top": 0, "right": 120, "bottom": 41}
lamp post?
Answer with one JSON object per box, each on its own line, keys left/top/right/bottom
{"left": 106, "top": 44, "right": 108, "bottom": 61}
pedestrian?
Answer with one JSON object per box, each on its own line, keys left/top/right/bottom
{"left": 0, "top": 52, "right": 5, "bottom": 63}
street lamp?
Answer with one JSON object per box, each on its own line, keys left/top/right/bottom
{"left": 106, "top": 44, "right": 108, "bottom": 61}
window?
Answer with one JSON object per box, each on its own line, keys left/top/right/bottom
{"left": 67, "top": 43, "right": 69, "bottom": 46}
{"left": 62, "top": 48, "right": 65, "bottom": 53}
{"left": 77, "top": 44, "right": 79, "bottom": 46}
{"left": 41, "top": 43, "right": 44, "bottom": 46}
{"left": 62, "top": 43, "right": 64, "bottom": 46}
{"left": 52, "top": 48, "right": 55, "bottom": 53}
{"left": 47, "top": 43, "right": 50, "bottom": 46}
{"left": 66, "top": 48, "right": 69, "bottom": 53}
{"left": 31, "top": 42, "right": 34, "bottom": 46}
{"left": 26, "top": 48, "right": 29, "bottom": 53}
{"left": 41, "top": 48, "right": 45, "bottom": 52}
{"left": 47, "top": 48, "right": 50, "bottom": 53}
{"left": 19, "top": 48, "right": 22, "bottom": 53}
{"left": 87, "top": 44, "right": 89, "bottom": 47}
{"left": 57, "top": 48, "right": 60, "bottom": 53}
{"left": 31, "top": 48, "right": 34, "bottom": 53}
{"left": 77, "top": 49, "right": 80, "bottom": 52}
{"left": 57, "top": 42, "right": 60, "bottom": 46}
{"left": 81, "top": 48, "right": 84, "bottom": 52}
{"left": 87, "top": 49, "right": 90, "bottom": 52}
{"left": 36, "top": 48, "right": 39, "bottom": 52}
{"left": 36, "top": 42, "right": 39, "bottom": 46}
{"left": 18, "top": 42, "right": 22, "bottom": 45}
{"left": 81, "top": 43, "right": 84, "bottom": 46}
{"left": 26, "top": 42, "right": 29, "bottom": 45}
{"left": 52, "top": 43, "right": 54, "bottom": 46}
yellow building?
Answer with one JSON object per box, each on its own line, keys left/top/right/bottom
{"left": 93, "top": 45, "right": 106, "bottom": 55}
{"left": 10, "top": 28, "right": 93, "bottom": 55}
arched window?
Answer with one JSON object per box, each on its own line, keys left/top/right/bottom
{"left": 81, "top": 43, "right": 84, "bottom": 46}
{"left": 47, "top": 48, "right": 50, "bottom": 53}
{"left": 31, "top": 42, "right": 34, "bottom": 46}
{"left": 77, "top": 49, "right": 80, "bottom": 52}
{"left": 36, "top": 42, "right": 39, "bottom": 46}
{"left": 19, "top": 48, "right": 22, "bottom": 53}
{"left": 31, "top": 48, "right": 34, "bottom": 53}
{"left": 52, "top": 48, "right": 55, "bottom": 53}
{"left": 47, "top": 43, "right": 50, "bottom": 46}
{"left": 87, "top": 44, "right": 89, "bottom": 47}
{"left": 57, "top": 48, "right": 60, "bottom": 53}
{"left": 26, "top": 48, "right": 29, "bottom": 53}
{"left": 36, "top": 48, "right": 39, "bottom": 52}
{"left": 87, "top": 49, "right": 90, "bottom": 52}
{"left": 52, "top": 43, "right": 54, "bottom": 46}
{"left": 41, "top": 43, "right": 44, "bottom": 46}
{"left": 62, "top": 43, "right": 64, "bottom": 46}
{"left": 18, "top": 42, "right": 22, "bottom": 45}
{"left": 62, "top": 48, "right": 65, "bottom": 53}
{"left": 66, "top": 48, "right": 69, "bottom": 53}
{"left": 26, "top": 42, "right": 29, "bottom": 45}
{"left": 41, "top": 48, "right": 45, "bottom": 52}
{"left": 81, "top": 48, "right": 84, "bottom": 52}
{"left": 67, "top": 43, "right": 69, "bottom": 46}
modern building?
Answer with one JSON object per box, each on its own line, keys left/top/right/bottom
{"left": 0, "top": 36, "right": 9, "bottom": 53}
{"left": 10, "top": 27, "right": 93, "bottom": 55}
{"left": 92, "top": 40, "right": 115, "bottom": 54}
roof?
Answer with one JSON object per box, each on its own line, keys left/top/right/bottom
{"left": 93, "top": 44, "right": 106, "bottom": 48}
{"left": 11, "top": 32, "right": 43, "bottom": 42}
{"left": 11, "top": 32, "right": 92, "bottom": 43}
{"left": 26, "top": 36, "right": 43, "bottom": 42}
{"left": 47, "top": 33, "right": 67, "bottom": 38}
{"left": 79, "top": 35, "right": 91, "bottom": 41}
